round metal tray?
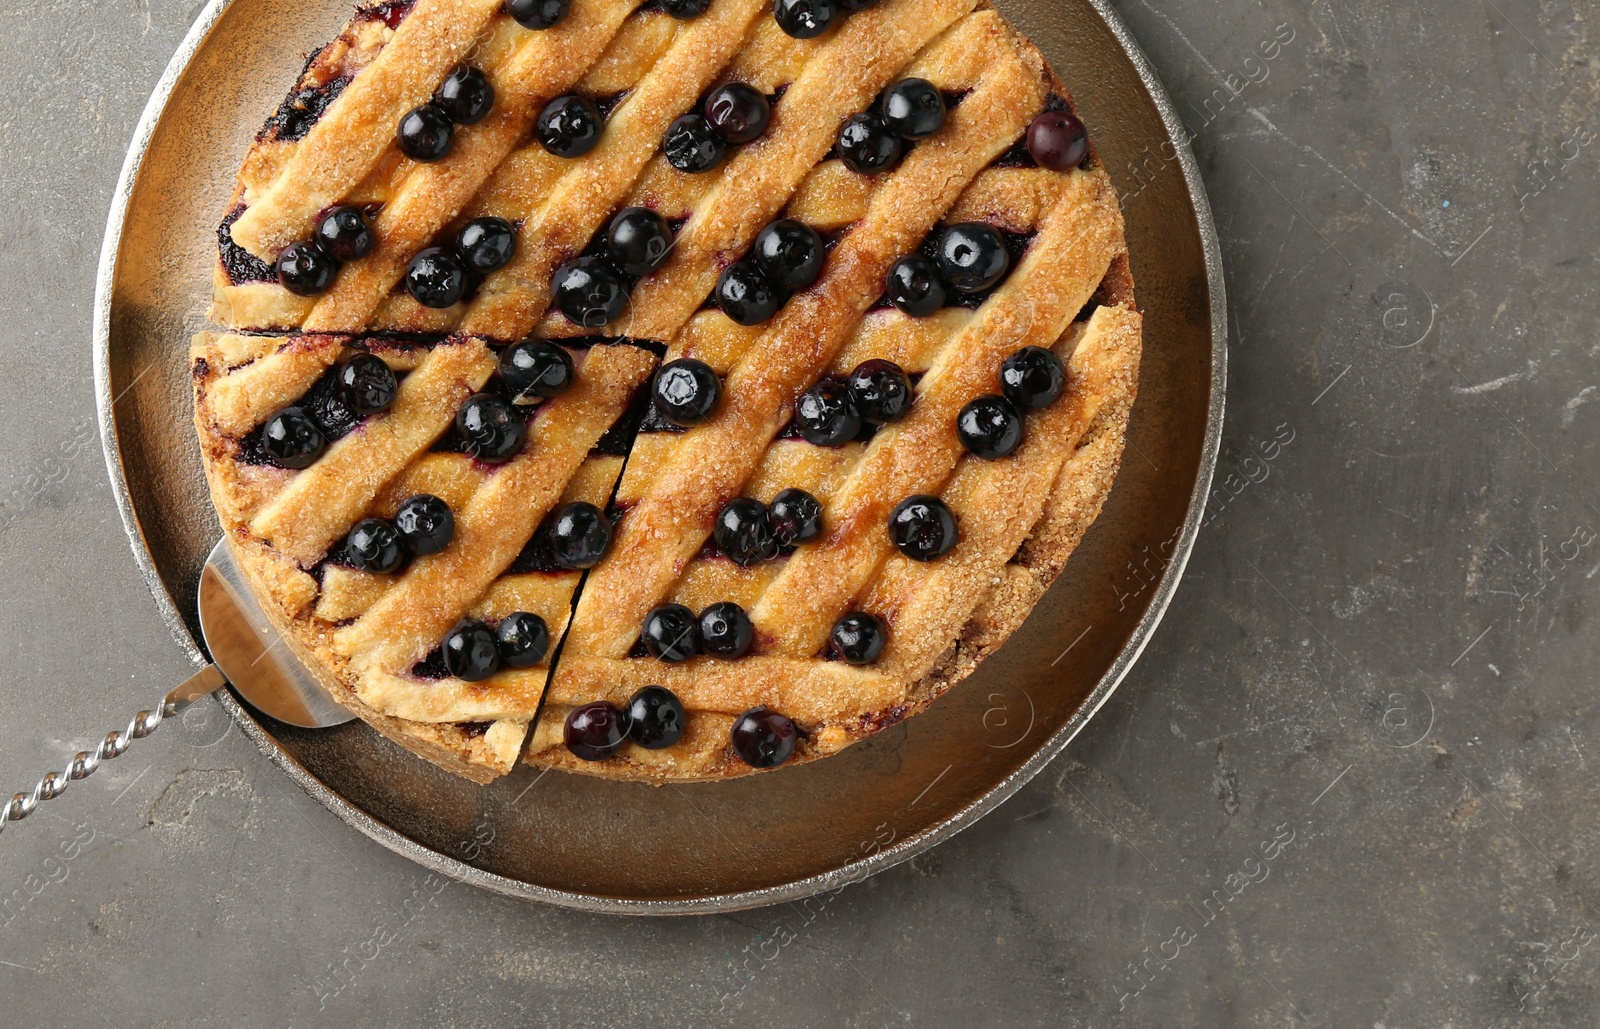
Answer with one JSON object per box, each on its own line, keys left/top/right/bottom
{"left": 93, "top": 0, "right": 1224, "bottom": 913}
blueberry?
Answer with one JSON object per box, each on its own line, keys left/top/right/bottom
{"left": 773, "top": 0, "right": 834, "bottom": 39}
{"left": 405, "top": 246, "right": 467, "bottom": 307}
{"left": 314, "top": 206, "right": 375, "bottom": 262}
{"left": 1000, "top": 345, "right": 1066, "bottom": 410}
{"left": 935, "top": 222, "right": 1009, "bottom": 293}
{"left": 455, "top": 392, "right": 527, "bottom": 463}
{"left": 829, "top": 611, "right": 885, "bottom": 664}
{"left": 698, "top": 602, "right": 754, "bottom": 658}
{"left": 455, "top": 216, "right": 517, "bottom": 273}
{"left": 626, "top": 686, "right": 686, "bottom": 748}
{"left": 730, "top": 706, "right": 797, "bottom": 767}
{"left": 715, "top": 261, "right": 781, "bottom": 325}
{"left": 552, "top": 257, "right": 627, "bottom": 326}
{"left": 768, "top": 487, "right": 822, "bottom": 544}
{"left": 846, "top": 359, "right": 911, "bottom": 424}
{"left": 338, "top": 354, "right": 397, "bottom": 415}
{"left": 542, "top": 501, "right": 612, "bottom": 568}
{"left": 393, "top": 493, "right": 455, "bottom": 555}
{"left": 537, "top": 94, "right": 603, "bottom": 158}
{"left": 641, "top": 603, "right": 699, "bottom": 662}
{"left": 663, "top": 113, "right": 726, "bottom": 173}
{"left": 652, "top": 358, "right": 721, "bottom": 426}
{"left": 506, "top": 0, "right": 569, "bottom": 29}
{"left": 661, "top": 0, "right": 710, "bottom": 16}
{"left": 496, "top": 611, "right": 550, "bottom": 668}
{"left": 957, "top": 394, "right": 1023, "bottom": 459}
{"left": 274, "top": 240, "right": 335, "bottom": 296}
{"left": 703, "top": 83, "right": 770, "bottom": 144}
{"left": 499, "top": 339, "right": 574, "bottom": 401}
{"left": 793, "top": 379, "right": 861, "bottom": 446}
{"left": 837, "top": 113, "right": 902, "bottom": 175}
{"left": 714, "top": 497, "right": 778, "bottom": 565}
{"left": 889, "top": 494, "right": 957, "bottom": 561}
{"left": 880, "top": 78, "right": 945, "bottom": 140}
{"left": 1026, "top": 110, "right": 1089, "bottom": 170}
{"left": 397, "top": 102, "right": 453, "bottom": 161}
{"left": 564, "top": 701, "right": 629, "bottom": 760}
{"left": 753, "top": 218, "right": 824, "bottom": 291}
{"left": 434, "top": 66, "right": 494, "bottom": 125}
{"left": 261, "top": 406, "right": 325, "bottom": 468}
{"left": 884, "top": 253, "right": 946, "bottom": 316}
{"left": 443, "top": 618, "right": 501, "bottom": 681}
{"left": 345, "top": 517, "right": 404, "bottom": 573}
{"left": 606, "top": 206, "right": 673, "bottom": 277}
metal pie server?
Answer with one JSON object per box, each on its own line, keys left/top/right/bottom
{"left": 0, "top": 538, "right": 351, "bottom": 835}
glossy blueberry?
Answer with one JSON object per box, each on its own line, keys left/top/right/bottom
{"left": 703, "top": 83, "right": 770, "bottom": 144}
{"left": 536, "top": 94, "right": 603, "bottom": 158}
{"left": 1026, "top": 110, "right": 1089, "bottom": 171}
{"left": 889, "top": 494, "right": 957, "bottom": 561}
{"left": 846, "top": 359, "right": 911, "bottom": 424}
{"left": 730, "top": 706, "right": 797, "bottom": 767}
{"left": 405, "top": 246, "right": 467, "bottom": 308}
{"left": 836, "top": 113, "right": 902, "bottom": 175}
{"left": 661, "top": 0, "right": 711, "bottom": 15}
{"left": 443, "top": 618, "right": 501, "bottom": 681}
{"left": 772, "top": 0, "right": 835, "bottom": 39}
{"left": 956, "top": 394, "right": 1023, "bottom": 459}
{"left": 393, "top": 493, "right": 455, "bottom": 555}
{"left": 314, "top": 205, "right": 375, "bottom": 262}
{"left": 768, "top": 487, "right": 822, "bottom": 545}
{"left": 434, "top": 66, "right": 494, "bottom": 125}
{"left": 641, "top": 603, "right": 699, "bottom": 662}
{"left": 715, "top": 261, "right": 781, "bottom": 326}
{"left": 753, "top": 219, "right": 824, "bottom": 291}
{"left": 936, "top": 222, "right": 1009, "bottom": 293}
{"left": 884, "top": 253, "right": 946, "bottom": 316}
{"left": 274, "top": 240, "right": 335, "bottom": 296}
{"left": 626, "top": 685, "right": 686, "bottom": 749}
{"left": 880, "top": 78, "right": 945, "bottom": 140}
{"left": 564, "top": 701, "right": 629, "bottom": 760}
{"left": 338, "top": 354, "right": 397, "bottom": 416}
{"left": 793, "top": 379, "right": 861, "bottom": 447}
{"left": 506, "top": 0, "right": 569, "bottom": 30}
{"left": 454, "top": 392, "right": 527, "bottom": 463}
{"left": 345, "top": 517, "right": 404, "bottom": 573}
{"left": 663, "top": 113, "right": 726, "bottom": 173}
{"left": 829, "top": 611, "right": 885, "bottom": 665}
{"left": 713, "top": 497, "right": 778, "bottom": 566}
{"left": 698, "top": 602, "right": 754, "bottom": 658}
{"left": 652, "top": 358, "right": 721, "bottom": 426}
{"left": 495, "top": 611, "right": 550, "bottom": 668}
{"left": 552, "top": 257, "right": 626, "bottom": 327}
{"left": 397, "top": 102, "right": 453, "bottom": 161}
{"left": 499, "top": 339, "right": 574, "bottom": 401}
{"left": 606, "top": 207, "right": 674, "bottom": 277}
{"left": 455, "top": 217, "right": 517, "bottom": 273}
{"left": 543, "top": 501, "right": 612, "bottom": 569}
{"left": 1000, "top": 345, "right": 1066, "bottom": 410}
{"left": 261, "top": 406, "right": 325, "bottom": 469}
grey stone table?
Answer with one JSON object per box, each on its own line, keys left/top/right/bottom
{"left": 1, "top": 0, "right": 1595, "bottom": 1024}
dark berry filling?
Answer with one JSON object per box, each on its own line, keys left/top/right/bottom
{"left": 263, "top": 75, "right": 351, "bottom": 143}
{"left": 217, "top": 207, "right": 276, "bottom": 285}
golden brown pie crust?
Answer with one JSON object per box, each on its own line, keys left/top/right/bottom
{"left": 193, "top": 0, "right": 1142, "bottom": 782}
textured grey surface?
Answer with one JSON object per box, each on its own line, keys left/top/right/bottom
{"left": 1, "top": 0, "right": 1595, "bottom": 1025}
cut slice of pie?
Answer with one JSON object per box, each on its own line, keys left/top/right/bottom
{"left": 193, "top": 0, "right": 1141, "bottom": 782}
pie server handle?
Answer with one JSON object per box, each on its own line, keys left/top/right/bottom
{"left": 0, "top": 664, "right": 225, "bottom": 837}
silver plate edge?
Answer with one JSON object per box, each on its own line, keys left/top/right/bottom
{"left": 92, "top": 0, "right": 1227, "bottom": 916}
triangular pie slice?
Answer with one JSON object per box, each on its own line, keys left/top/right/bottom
{"left": 193, "top": 0, "right": 1141, "bottom": 782}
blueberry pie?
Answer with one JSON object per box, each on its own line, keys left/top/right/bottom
{"left": 195, "top": 0, "right": 1141, "bottom": 783}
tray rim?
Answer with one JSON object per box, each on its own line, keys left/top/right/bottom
{"left": 92, "top": 0, "right": 1226, "bottom": 915}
